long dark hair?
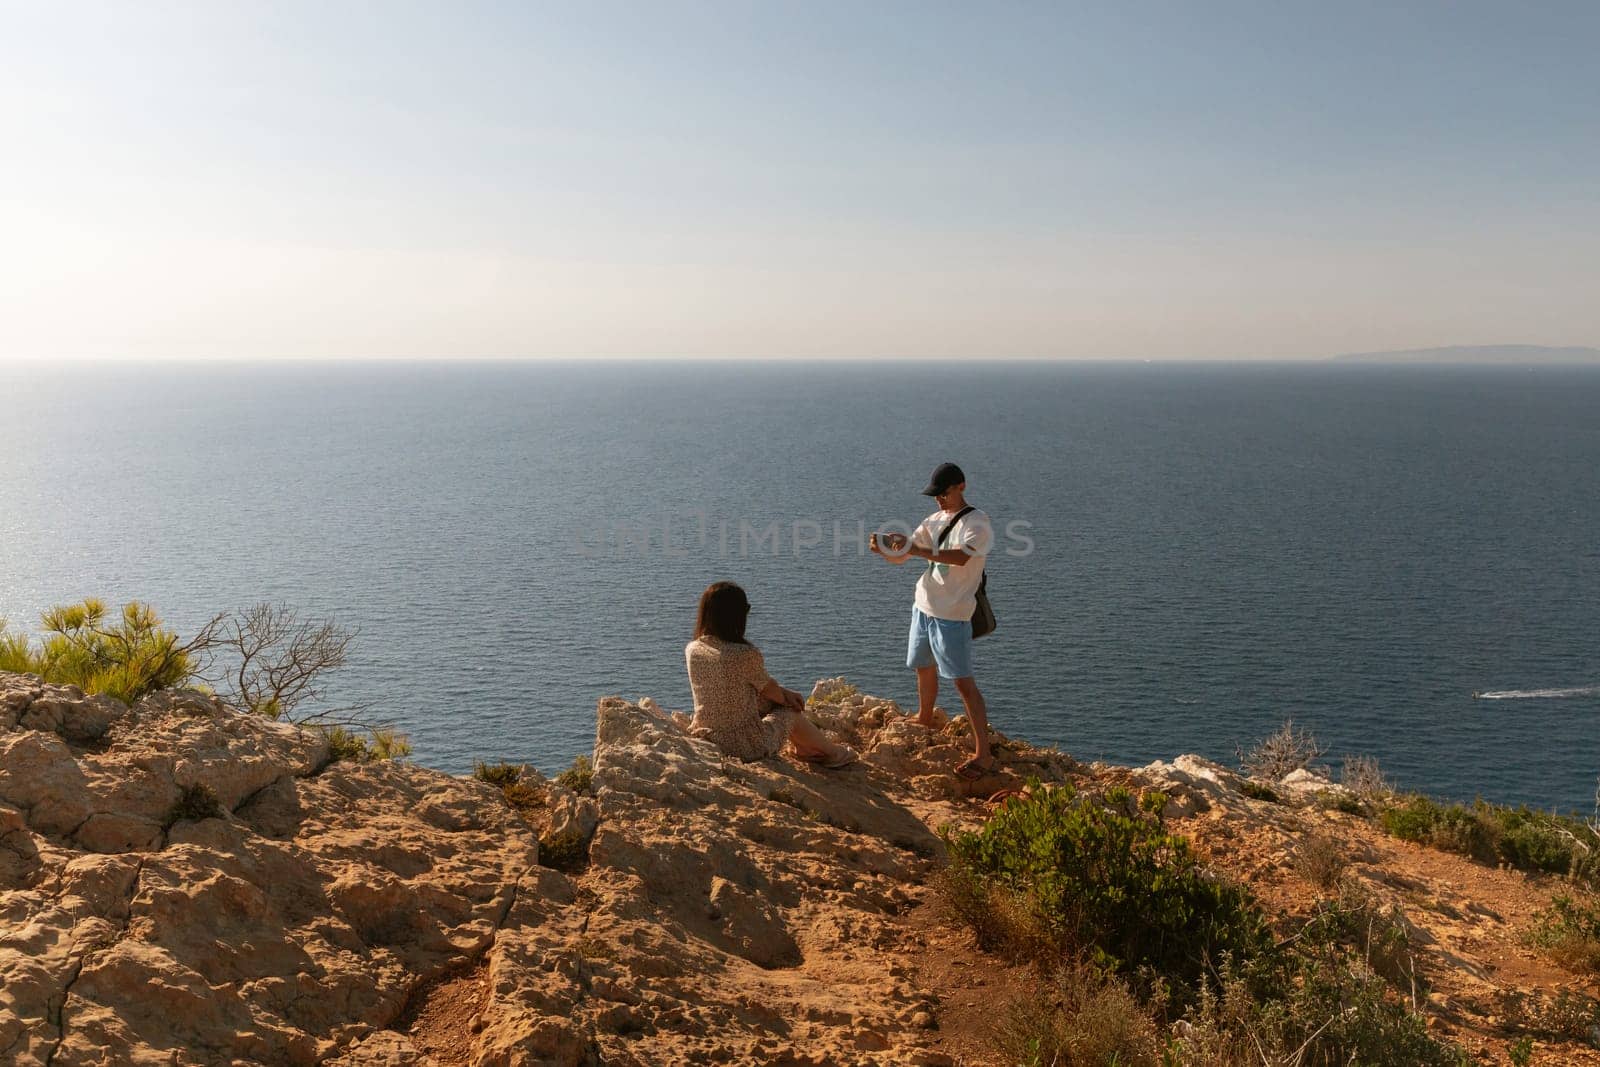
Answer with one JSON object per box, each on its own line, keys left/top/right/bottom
{"left": 695, "top": 581, "right": 750, "bottom": 643}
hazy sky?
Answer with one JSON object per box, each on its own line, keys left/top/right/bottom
{"left": 3, "top": 1, "right": 1597, "bottom": 361}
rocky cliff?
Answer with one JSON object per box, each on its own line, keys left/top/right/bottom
{"left": 0, "top": 672, "right": 1071, "bottom": 1065}
{"left": 1, "top": 671, "right": 1596, "bottom": 1065}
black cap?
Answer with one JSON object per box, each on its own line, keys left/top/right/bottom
{"left": 921, "top": 462, "right": 966, "bottom": 496}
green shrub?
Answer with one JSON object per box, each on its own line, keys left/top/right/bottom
{"left": 538, "top": 828, "right": 588, "bottom": 872}
{"left": 1239, "top": 780, "right": 1283, "bottom": 804}
{"left": 475, "top": 761, "right": 546, "bottom": 812}
{"left": 1299, "top": 887, "right": 1425, "bottom": 999}
{"left": 474, "top": 760, "right": 523, "bottom": 787}
{"left": 1378, "top": 795, "right": 1600, "bottom": 884}
{"left": 0, "top": 623, "right": 30, "bottom": 672}
{"left": 1324, "top": 790, "right": 1366, "bottom": 816}
{"left": 1501, "top": 987, "right": 1600, "bottom": 1045}
{"left": 942, "top": 783, "right": 1270, "bottom": 995}
{"left": 945, "top": 788, "right": 1467, "bottom": 1066}
{"left": 1508, "top": 1036, "right": 1534, "bottom": 1067}
{"left": 1175, "top": 914, "right": 1465, "bottom": 1067}
{"left": 1252, "top": 956, "right": 1462, "bottom": 1066}
{"left": 320, "top": 724, "right": 412, "bottom": 763}
{"left": 1379, "top": 795, "right": 1496, "bottom": 862}
{"left": 1497, "top": 808, "right": 1598, "bottom": 880}
{"left": 556, "top": 754, "right": 594, "bottom": 795}
{"left": 1378, "top": 793, "right": 1440, "bottom": 841}
{"left": 1528, "top": 895, "right": 1600, "bottom": 974}
{"left": 164, "top": 783, "right": 225, "bottom": 828}
{"left": 991, "top": 960, "right": 1163, "bottom": 1067}
{"left": 0, "top": 600, "right": 200, "bottom": 703}
{"left": 1434, "top": 804, "right": 1499, "bottom": 861}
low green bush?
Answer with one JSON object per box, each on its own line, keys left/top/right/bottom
{"left": 538, "top": 828, "right": 588, "bottom": 872}
{"left": 1175, "top": 900, "right": 1464, "bottom": 1067}
{"left": 943, "top": 784, "right": 1468, "bottom": 1066}
{"left": 1379, "top": 795, "right": 1496, "bottom": 862}
{"left": 942, "top": 783, "right": 1271, "bottom": 996}
{"left": 473, "top": 760, "right": 524, "bottom": 787}
{"left": 992, "top": 960, "right": 1163, "bottom": 1067}
{"left": 1528, "top": 895, "right": 1600, "bottom": 974}
{"left": 1298, "top": 887, "right": 1425, "bottom": 998}
{"left": 1501, "top": 987, "right": 1600, "bottom": 1045}
{"left": 0, "top": 600, "right": 199, "bottom": 703}
{"left": 1186, "top": 960, "right": 1465, "bottom": 1066}
{"left": 1324, "top": 790, "right": 1367, "bottom": 816}
{"left": 1239, "top": 780, "right": 1284, "bottom": 804}
{"left": 1378, "top": 794, "right": 1600, "bottom": 884}
{"left": 475, "top": 760, "right": 545, "bottom": 812}
{"left": 1497, "top": 808, "right": 1597, "bottom": 878}
{"left": 556, "top": 754, "right": 594, "bottom": 795}
{"left": 320, "top": 725, "right": 412, "bottom": 763}
{"left": 1433, "top": 804, "right": 1499, "bottom": 862}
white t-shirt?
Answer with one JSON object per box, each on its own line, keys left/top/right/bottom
{"left": 911, "top": 506, "right": 993, "bottom": 621}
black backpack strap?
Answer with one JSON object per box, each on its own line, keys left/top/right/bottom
{"left": 930, "top": 505, "right": 976, "bottom": 568}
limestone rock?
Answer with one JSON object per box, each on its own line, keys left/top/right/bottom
{"left": 0, "top": 675, "right": 539, "bottom": 1066}
{"left": 1136, "top": 754, "right": 1244, "bottom": 816}
{"left": 1280, "top": 766, "right": 1348, "bottom": 800}
{"left": 0, "top": 671, "right": 1081, "bottom": 1065}
{"left": 0, "top": 670, "right": 1581, "bottom": 1064}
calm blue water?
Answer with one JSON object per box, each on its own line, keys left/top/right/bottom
{"left": 2, "top": 361, "right": 1596, "bottom": 812}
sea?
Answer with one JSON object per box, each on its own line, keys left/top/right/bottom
{"left": 2, "top": 360, "right": 1596, "bottom": 812}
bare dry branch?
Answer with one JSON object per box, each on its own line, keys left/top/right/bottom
{"left": 1237, "top": 720, "right": 1327, "bottom": 782}
{"left": 197, "top": 603, "right": 358, "bottom": 722}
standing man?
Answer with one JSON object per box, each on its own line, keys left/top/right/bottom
{"left": 870, "top": 462, "right": 996, "bottom": 779}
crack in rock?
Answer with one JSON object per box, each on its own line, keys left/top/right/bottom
{"left": 43, "top": 857, "right": 147, "bottom": 1065}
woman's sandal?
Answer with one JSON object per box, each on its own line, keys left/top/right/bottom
{"left": 954, "top": 756, "right": 998, "bottom": 781}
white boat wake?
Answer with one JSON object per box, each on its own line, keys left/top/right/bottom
{"left": 1474, "top": 685, "right": 1600, "bottom": 700}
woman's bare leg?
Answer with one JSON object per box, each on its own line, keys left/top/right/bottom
{"left": 787, "top": 715, "right": 844, "bottom": 760}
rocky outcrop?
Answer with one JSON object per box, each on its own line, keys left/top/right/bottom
{"left": 8, "top": 670, "right": 1587, "bottom": 1065}
{"left": 0, "top": 674, "right": 544, "bottom": 1065}
{"left": 0, "top": 672, "right": 1081, "bottom": 1066}
{"left": 440, "top": 685, "right": 1081, "bottom": 1066}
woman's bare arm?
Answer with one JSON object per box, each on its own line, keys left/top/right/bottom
{"left": 760, "top": 678, "right": 805, "bottom": 711}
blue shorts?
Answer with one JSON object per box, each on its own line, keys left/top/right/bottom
{"left": 906, "top": 607, "right": 975, "bottom": 680}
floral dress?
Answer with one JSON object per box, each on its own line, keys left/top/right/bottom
{"left": 684, "top": 636, "right": 798, "bottom": 760}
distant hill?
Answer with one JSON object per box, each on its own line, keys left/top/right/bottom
{"left": 1332, "top": 344, "right": 1600, "bottom": 364}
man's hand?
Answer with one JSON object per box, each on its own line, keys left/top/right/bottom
{"left": 870, "top": 532, "right": 909, "bottom": 558}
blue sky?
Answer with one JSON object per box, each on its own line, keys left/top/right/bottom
{"left": 2, "top": 1, "right": 1597, "bottom": 359}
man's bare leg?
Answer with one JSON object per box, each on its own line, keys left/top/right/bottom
{"left": 915, "top": 665, "right": 940, "bottom": 728}
{"left": 953, "top": 676, "right": 992, "bottom": 764}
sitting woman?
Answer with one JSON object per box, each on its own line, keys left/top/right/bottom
{"left": 685, "top": 581, "right": 857, "bottom": 769}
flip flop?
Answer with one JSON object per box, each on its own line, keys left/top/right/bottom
{"left": 954, "top": 757, "right": 998, "bottom": 781}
